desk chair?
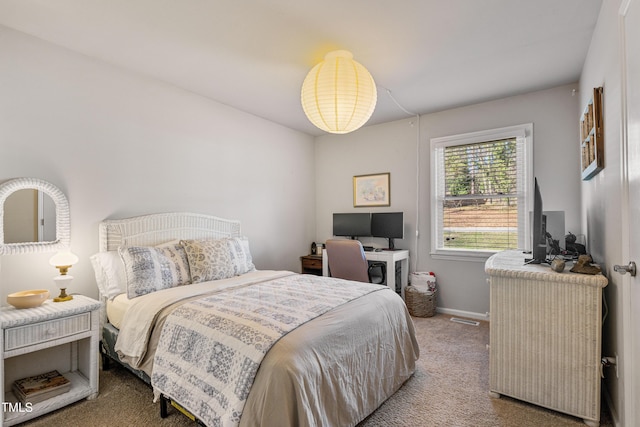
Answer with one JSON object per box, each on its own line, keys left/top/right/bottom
{"left": 325, "top": 239, "right": 386, "bottom": 284}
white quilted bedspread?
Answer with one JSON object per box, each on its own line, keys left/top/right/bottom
{"left": 150, "top": 274, "right": 383, "bottom": 427}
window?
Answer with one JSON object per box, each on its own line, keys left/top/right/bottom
{"left": 430, "top": 124, "right": 532, "bottom": 261}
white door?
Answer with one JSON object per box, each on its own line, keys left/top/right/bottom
{"left": 619, "top": 1, "right": 640, "bottom": 425}
{"left": 37, "top": 191, "right": 56, "bottom": 242}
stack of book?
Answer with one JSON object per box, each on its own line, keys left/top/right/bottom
{"left": 13, "top": 370, "right": 71, "bottom": 404}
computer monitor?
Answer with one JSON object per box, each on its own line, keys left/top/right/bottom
{"left": 371, "top": 212, "right": 404, "bottom": 250}
{"left": 332, "top": 213, "right": 371, "bottom": 239}
{"left": 527, "top": 178, "right": 547, "bottom": 264}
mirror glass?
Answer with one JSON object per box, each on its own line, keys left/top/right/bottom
{"left": 0, "top": 178, "right": 70, "bottom": 255}
{"left": 3, "top": 190, "right": 56, "bottom": 243}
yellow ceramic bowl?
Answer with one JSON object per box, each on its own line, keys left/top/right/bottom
{"left": 7, "top": 289, "right": 50, "bottom": 309}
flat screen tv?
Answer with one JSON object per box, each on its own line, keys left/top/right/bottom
{"left": 371, "top": 212, "right": 404, "bottom": 250}
{"left": 527, "top": 178, "right": 547, "bottom": 264}
{"left": 332, "top": 213, "right": 371, "bottom": 239}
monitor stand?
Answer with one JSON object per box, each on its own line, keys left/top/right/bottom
{"left": 525, "top": 245, "right": 548, "bottom": 265}
{"left": 383, "top": 238, "right": 396, "bottom": 251}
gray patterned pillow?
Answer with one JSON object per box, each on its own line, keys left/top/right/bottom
{"left": 119, "top": 241, "right": 191, "bottom": 299}
{"left": 226, "top": 237, "right": 256, "bottom": 275}
{"left": 180, "top": 239, "right": 235, "bottom": 283}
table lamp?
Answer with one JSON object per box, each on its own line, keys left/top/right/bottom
{"left": 49, "top": 249, "right": 79, "bottom": 302}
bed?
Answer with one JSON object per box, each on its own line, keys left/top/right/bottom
{"left": 90, "top": 212, "right": 419, "bottom": 427}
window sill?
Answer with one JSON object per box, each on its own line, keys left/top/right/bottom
{"left": 430, "top": 249, "right": 497, "bottom": 263}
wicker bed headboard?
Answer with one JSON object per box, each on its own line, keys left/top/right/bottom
{"left": 98, "top": 212, "right": 242, "bottom": 252}
{"left": 92, "top": 212, "right": 243, "bottom": 326}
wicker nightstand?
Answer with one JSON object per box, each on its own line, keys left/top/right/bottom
{"left": 0, "top": 295, "right": 101, "bottom": 426}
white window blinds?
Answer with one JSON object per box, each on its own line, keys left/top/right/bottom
{"left": 431, "top": 124, "right": 532, "bottom": 259}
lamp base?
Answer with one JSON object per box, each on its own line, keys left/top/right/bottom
{"left": 54, "top": 288, "right": 73, "bottom": 302}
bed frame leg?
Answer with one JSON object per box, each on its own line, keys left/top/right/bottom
{"left": 159, "top": 395, "right": 206, "bottom": 425}
{"left": 160, "top": 394, "right": 169, "bottom": 418}
{"left": 99, "top": 341, "right": 111, "bottom": 370}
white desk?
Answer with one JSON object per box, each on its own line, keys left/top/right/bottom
{"left": 323, "top": 249, "right": 410, "bottom": 297}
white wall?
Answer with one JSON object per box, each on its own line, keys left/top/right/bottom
{"left": 579, "top": 0, "right": 625, "bottom": 423}
{"left": 0, "top": 26, "right": 316, "bottom": 301}
{"left": 316, "top": 84, "right": 581, "bottom": 318}
{"left": 315, "top": 118, "right": 419, "bottom": 252}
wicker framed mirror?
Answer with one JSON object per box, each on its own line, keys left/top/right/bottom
{"left": 0, "top": 177, "right": 70, "bottom": 255}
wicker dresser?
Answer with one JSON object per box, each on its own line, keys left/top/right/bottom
{"left": 485, "top": 251, "right": 608, "bottom": 427}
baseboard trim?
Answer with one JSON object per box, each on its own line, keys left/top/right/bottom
{"left": 436, "top": 307, "right": 489, "bottom": 322}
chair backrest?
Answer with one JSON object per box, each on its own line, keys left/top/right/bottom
{"left": 325, "top": 239, "right": 370, "bottom": 282}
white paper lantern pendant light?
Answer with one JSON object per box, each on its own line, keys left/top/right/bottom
{"left": 301, "top": 50, "right": 377, "bottom": 134}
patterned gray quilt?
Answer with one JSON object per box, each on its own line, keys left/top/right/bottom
{"left": 151, "top": 274, "right": 383, "bottom": 427}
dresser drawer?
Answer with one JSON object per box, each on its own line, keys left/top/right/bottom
{"left": 4, "top": 312, "right": 91, "bottom": 351}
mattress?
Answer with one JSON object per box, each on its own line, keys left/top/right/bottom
{"left": 105, "top": 293, "right": 130, "bottom": 329}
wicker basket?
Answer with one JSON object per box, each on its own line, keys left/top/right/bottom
{"left": 405, "top": 286, "right": 437, "bottom": 317}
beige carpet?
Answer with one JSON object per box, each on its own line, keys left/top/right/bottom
{"left": 21, "top": 314, "right": 613, "bottom": 427}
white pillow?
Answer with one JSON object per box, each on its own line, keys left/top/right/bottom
{"left": 226, "top": 237, "right": 256, "bottom": 276}
{"left": 90, "top": 251, "right": 127, "bottom": 300}
{"left": 119, "top": 241, "right": 191, "bottom": 299}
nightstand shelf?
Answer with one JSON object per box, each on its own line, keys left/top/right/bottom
{"left": 3, "top": 371, "right": 91, "bottom": 425}
{"left": 0, "top": 295, "right": 101, "bottom": 426}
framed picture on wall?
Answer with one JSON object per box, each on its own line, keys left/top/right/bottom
{"left": 580, "top": 87, "right": 604, "bottom": 180}
{"left": 353, "top": 173, "right": 390, "bottom": 207}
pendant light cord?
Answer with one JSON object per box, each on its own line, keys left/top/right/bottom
{"left": 381, "top": 87, "right": 421, "bottom": 272}
{"left": 384, "top": 88, "right": 417, "bottom": 116}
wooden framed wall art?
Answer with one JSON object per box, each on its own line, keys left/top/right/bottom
{"left": 580, "top": 87, "right": 604, "bottom": 180}
{"left": 353, "top": 173, "right": 390, "bottom": 207}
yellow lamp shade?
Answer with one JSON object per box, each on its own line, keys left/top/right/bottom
{"left": 301, "top": 50, "right": 377, "bottom": 134}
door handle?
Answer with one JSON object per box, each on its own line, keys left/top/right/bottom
{"left": 614, "top": 261, "right": 637, "bottom": 277}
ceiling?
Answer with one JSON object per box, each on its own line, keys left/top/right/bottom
{"left": 0, "top": 0, "right": 602, "bottom": 136}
